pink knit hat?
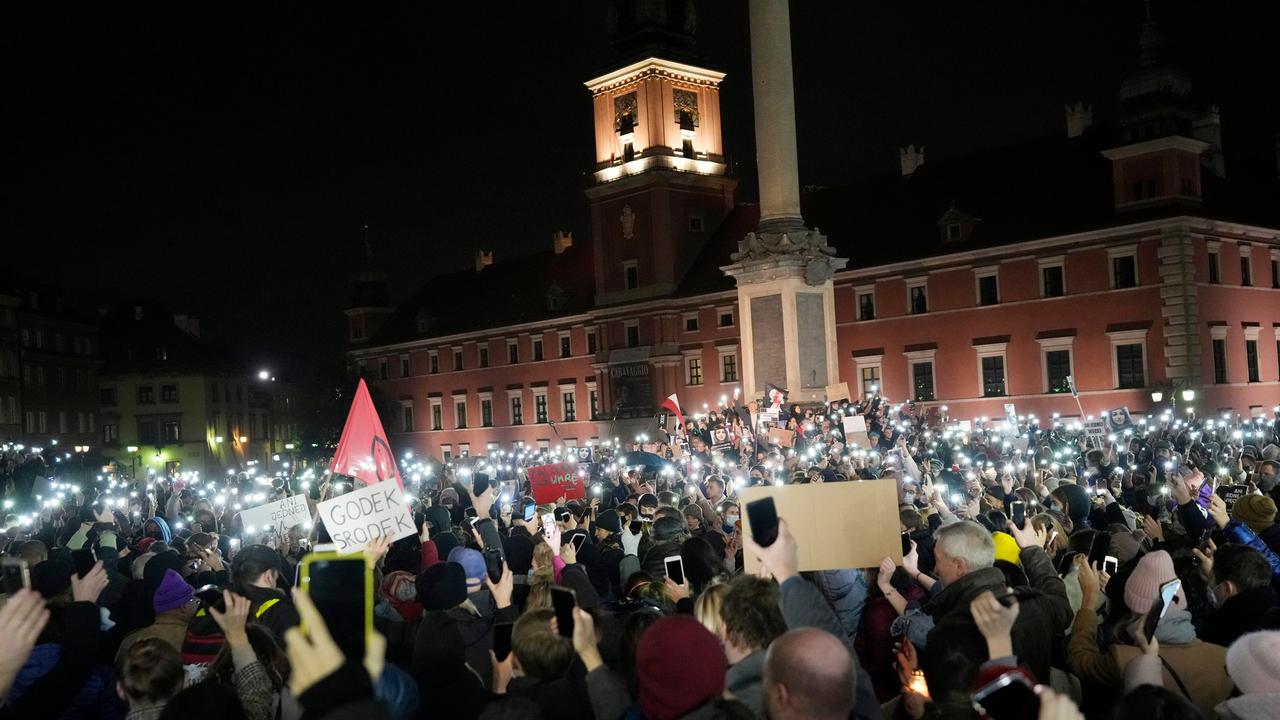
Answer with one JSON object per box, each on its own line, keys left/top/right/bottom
{"left": 1226, "top": 631, "right": 1280, "bottom": 695}
{"left": 1123, "top": 550, "right": 1178, "bottom": 615}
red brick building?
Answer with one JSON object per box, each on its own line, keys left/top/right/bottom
{"left": 349, "top": 14, "right": 1280, "bottom": 460}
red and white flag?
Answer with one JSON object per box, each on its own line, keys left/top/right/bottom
{"left": 659, "top": 393, "right": 686, "bottom": 433}
{"left": 329, "top": 379, "right": 404, "bottom": 491}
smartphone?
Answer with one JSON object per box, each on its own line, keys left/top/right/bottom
{"left": 1142, "top": 578, "right": 1181, "bottom": 643}
{"left": 72, "top": 549, "right": 96, "bottom": 579}
{"left": 542, "top": 513, "right": 557, "bottom": 540}
{"left": 472, "top": 473, "right": 490, "bottom": 498}
{"left": 1103, "top": 555, "right": 1119, "bottom": 576}
{"left": 901, "top": 532, "right": 912, "bottom": 556}
{"left": 550, "top": 585, "right": 576, "bottom": 639}
{"left": 474, "top": 518, "right": 504, "bottom": 558}
{"left": 1087, "top": 531, "right": 1112, "bottom": 569}
{"left": 1, "top": 558, "right": 30, "bottom": 595}
{"left": 493, "top": 622, "right": 514, "bottom": 662}
{"left": 570, "top": 533, "right": 587, "bottom": 553}
{"left": 629, "top": 520, "right": 643, "bottom": 536}
{"left": 664, "top": 555, "right": 685, "bottom": 585}
{"left": 299, "top": 553, "right": 373, "bottom": 659}
{"left": 1010, "top": 500, "right": 1026, "bottom": 530}
{"left": 745, "top": 497, "right": 779, "bottom": 548}
{"left": 970, "top": 670, "right": 1039, "bottom": 720}
{"left": 464, "top": 506, "right": 478, "bottom": 519}
{"left": 523, "top": 501, "right": 537, "bottom": 523}
{"left": 194, "top": 583, "right": 226, "bottom": 613}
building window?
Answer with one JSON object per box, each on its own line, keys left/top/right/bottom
{"left": 1041, "top": 264, "right": 1065, "bottom": 298}
{"left": 1208, "top": 251, "right": 1221, "bottom": 284}
{"left": 911, "top": 362, "right": 935, "bottom": 401}
{"left": 1212, "top": 339, "right": 1227, "bottom": 384}
{"left": 478, "top": 347, "right": 489, "bottom": 368}
{"left": 400, "top": 354, "right": 411, "bottom": 376}
{"left": 431, "top": 403, "right": 443, "bottom": 431}
{"left": 688, "top": 215, "right": 705, "bottom": 232}
{"left": 625, "top": 322, "right": 640, "bottom": 348}
{"left": 441, "top": 446, "right": 452, "bottom": 462}
{"left": 138, "top": 420, "right": 157, "bottom": 444}
{"left": 978, "top": 275, "right": 999, "bottom": 305}
{"left": 1116, "top": 344, "right": 1145, "bottom": 389}
{"left": 429, "top": 352, "right": 440, "bottom": 374}
{"left": 1271, "top": 258, "right": 1279, "bottom": 288}
{"left": 161, "top": 384, "right": 178, "bottom": 403}
{"left": 718, "top": 310, "right": 734, "bottom": 327}
{"left": 981, "top": 356, "right": 1006, "bottom": 397}
{"left": 510, "top": 396, "right": 524, "bottom": 425}
{"left": 721, "top": 353, "right": 738, "bottom": 383}
{"left": 535, "top": 394, "right": 548, "bottom": 423}
{"left": 623, "top": 261, "right": 639, "bottom": 290}
{"left": 684, "top": 314, "right": 699, "bottom": 332}
{"left": 532, "top": 339, "right": 544, "bottom": 361}
{"left": 481, "top": 398, "right": 493, "bottom": 427}
{"left": 559, "top": 335, "right": 572, "bottom": 358}
{"left": 378, "top": 358, "right": 389, "bottom": 380}
{"left": 453, "top": 349, "right": 463, "bottom": 371}
{"left": 857, "top": 291, "right": 875, "bottom": 321}
{"left": 562, "top": 391, "right": 576, "bottom": 422}
{"left": 24, "top": 411, "right": 34, "bottom": 434}
{"left": 860, "top": 365, "right": 881, "bottom": 396}
{"left": 58, "top": 411, "right": 66, "bottom": 434}
{"left": 587, "top": 330, "right": 598, "bottom": 354}
{"left": 103, "top": 423, "right": 118, "bottom": 444}
{"left": 946, "top": 223, "right": 962, "bottom": 241}
{"left": 1112, "top": 253, "right": 1137, "bottom": 289}
{"left": 588, "top": 388, "right": 599, "bottom": 419}
{"left": 101, "top": 387, "right": 116, "bottom": 406}
{"left": 908, "top": 283, "right": 928, "bottom": 314}
{"left": 1241, "top": 254, "right": 1253, "bottom": 287}
{"left": 138, "top": 385, "right": 155, "bottom": 404}
{"left": 402, "top": 404, "right": 414, "bottom": 432}
{"left": 455, "top": 400, "right": 467, "bottom": 429}
{"left": 686, "top": 357, "right": 703, "bottom": 386}
{"left": 1246, "top": 340, "right": 1260, "bottom": 382}
{"left": 508, "top": 341, "right": 519, "bottom": 364}
{"left": 1045, "top": 350, "right": 1072, "bottom": 393}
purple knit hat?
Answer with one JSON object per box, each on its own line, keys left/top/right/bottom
{"left": 153, "top": 569, "right": 194, "bottom": 613}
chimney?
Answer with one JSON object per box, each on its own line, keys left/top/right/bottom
{"left": 553, "top": 231, "right": 573, "bottom": 255}
{"left": 899, "top": 145, "right": 925, "bottom": 176}
{"left": 475, "top": 250, "right": 494, "bottom": 272}
{"left": 1065, "top": 102, "right": 1093, "bottom": 138}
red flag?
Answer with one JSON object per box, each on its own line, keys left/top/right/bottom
{"left": 329, "top": 379, "right": 404, "bottom": 491}
{"left": 659, "top": 393, "right": 685, "bottom": 432}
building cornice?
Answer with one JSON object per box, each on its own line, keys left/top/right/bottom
{"left": 584, "top": 57, "right": 726, "bottom": 94}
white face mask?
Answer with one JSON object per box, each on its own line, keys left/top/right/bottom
{"left": 724, "top": 513, "right": 739, "bottom": 526}
{"left": 902, "top": 492, "right": 916, "bottom": 505}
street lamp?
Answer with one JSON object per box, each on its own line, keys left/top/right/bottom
{"left": 1150, "top": 391, "right": 1163, "bottom": 403}
{"left": 258, "top": 369, "right": 270, "bottom": 381}
{"left": 1181, "top": 389, "right": 1195, "bottom": 402}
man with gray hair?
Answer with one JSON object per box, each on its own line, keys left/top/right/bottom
{"left": 762, "top": 628, "right": 854, "bottom": 720}
{"left": 902, "top": 519, "right": 1070, "bottom": 683}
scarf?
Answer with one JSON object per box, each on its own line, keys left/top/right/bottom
{"left": 1153, "top": 607, "right": 1197, "bottom": 645}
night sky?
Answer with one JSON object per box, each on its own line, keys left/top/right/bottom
{"left": 5, "top": 1, "right": 1277, "bottom": 382}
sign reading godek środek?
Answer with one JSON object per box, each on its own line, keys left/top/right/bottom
{"left": 316, "top": 481, "right": 415, "bottom": 554}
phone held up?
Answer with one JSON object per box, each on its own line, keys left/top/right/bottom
{"left": 551, "top": 585, "right": 577, "bottom": 639}
{"left": 299, "top": 551, "right": 373, "bottom": 659}
{"left": 1, "top": 558, "right": 30, "bottom": 595}
{"left": 745, "top": 497, "right": 779, "bottom": 548}
{"left": 970, "top": 670, "right": 1039, "bottom": 720}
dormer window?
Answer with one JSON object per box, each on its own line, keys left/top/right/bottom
{"left": 938, "top": 204, "right": 978, "bottom": 244}
{"left": 946, "top": 223, "right": 962, "bottom": 241}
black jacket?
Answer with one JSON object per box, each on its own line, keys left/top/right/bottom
{"left": 923, "top": 546, "right": 1072, "bottom": 683}
{"left": 1200, "top": 585, "right": 1280, "bottom": 648}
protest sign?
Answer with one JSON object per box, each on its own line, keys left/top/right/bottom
{"left": 1083, "top": 420, "right": 1107, "bottom": 439}
{"left": 1003, "top": 403, "right": 1018, "bottom": 429}
{"left": 842, "top": 415, "right": 867, "bottom": 434}
{"left": 1218, "top": 484, "right": 1249, "bottom": 511}
{"left": 1103, "top": 406, "right": 1136, "bottom": 435}
{"left": 316, "top": 481, "right": 415, "bottom": 554}
{"left": 573, "top": 446, "right": 594, "bottom": 463}
{"left": 527, "top": 462, "right": 586, "bottom": 504}
{"left": 239, "top": 494, "right": 311, "bottom": 533}
{"left": 825, "top": 382, "right": 850, "bottom": 403}
{"left": 766, "top": 428, "right": 796, "bottom": 448}
{"left": 739, "top": 480, "right": 901, "bottom": 573}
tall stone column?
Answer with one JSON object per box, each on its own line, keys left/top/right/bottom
{"left": 723, "top": 0, "right": 847, "bottom": 404}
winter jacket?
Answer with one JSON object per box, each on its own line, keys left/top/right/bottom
{"left": 503, "top": 673, "right": 593, "bottom": 720}
{"left": 242, "top": 585, "right": 301, "bottom": 643}
{"left": 9, "top": 644, "right": 126, "bottom": 720}
{"left": 1223, "top": 520, "right": 1280, "bottom": 578}
{"left": 1216, "top": 694, "right": 1280, "bottom": 720}
{"left": 856, "top": 585, "right": 929, "bottom": 703}
{"left": 0, "top": 602, "right": 102, "bottom": 720}
{"left": 812, "top": 568, "right": 868, "bottom": 640}
{"left": 724, "top": 650, "right": 765, "bottom": 718}
{"left": 1199, "top": 585, "right": 1280, "bottom": 648}
{"left": 116, "top": 609, "right": 193, "bottom": 664}
{"left": 922, "top": 546, "right": 1072, "bottom": 683}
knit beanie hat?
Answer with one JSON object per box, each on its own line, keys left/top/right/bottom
{"left": 31, "top": 559, "right": 73, "bottom": 599}
{"left": 682, "top": 504, "right": 705, "bottom": 523}
{"left": 1232, "top": 495, "right": 1277, "bottom": 534}
{"left": 447, "top": 547, "right": 486, "bottom": 593}
{"left": 595, "top": 510, "right": 622, "bottom": 534}
{"left": 991, "top": 532, "right": 1022, "bottom": 566}
{"left": 416, "top": 561, "right": 467, "bottom": 611}
{"left": 1054, "top": 483, "right": 1091, "bottom": 523}
{"left": 1226, "top": 631, "right": 1280, "bottom": 695}
{"left": 424, "top": 506, "right": 452, "bottom": 537}
{"left": 154, "top": 569, "right": 195, "bottom": 613}
{"left": 1124, "top": 550, "right": 1178, "bottom": 615}
{"left": 636, "top": 615, "right": 726, "bottom": 720}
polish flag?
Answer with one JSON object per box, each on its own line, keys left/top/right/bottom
{"left": 660, "top": 394, "right": 686, "bottom": 433}
{"left": 329, "top": 379, "right": 404, "bottom": 491}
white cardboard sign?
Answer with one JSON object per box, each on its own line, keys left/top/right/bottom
{"left": 316, "top": 481, "right": 416, "bottom": 554}
{"left": 239, "top": 494, "right": 312, "bottom": 534}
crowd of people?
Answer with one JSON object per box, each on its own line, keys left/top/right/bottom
{"left": 2, "top": 391, "right": 1280, "bottom": 720}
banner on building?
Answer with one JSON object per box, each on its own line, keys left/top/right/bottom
{"left": 527, "top": 462, "right": 587, "bottom": 504}
{"left": 316, "top": 481, "right": 415, "bottom": 554}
